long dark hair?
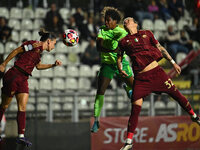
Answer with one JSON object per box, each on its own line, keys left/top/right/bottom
{"left": 38, "top": 28, "right": 56, "bottom": 42}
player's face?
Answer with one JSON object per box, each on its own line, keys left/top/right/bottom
{"left": 47, "top": 39, "right": 57, "bottom": 51}
{"left": 124, "top": 18, "right": 138, "bottom": 31}
{"left": 105, "top": 16, "right": 117, "bottom": 29}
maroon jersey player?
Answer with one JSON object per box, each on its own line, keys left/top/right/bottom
{"left": 117, "top": 17, "right": 200, "bottom": 150}
{"left": 0, "top": 29, "right": 62, "bottom": 146}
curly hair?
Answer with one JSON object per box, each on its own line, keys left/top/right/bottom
{"left": 101, "top": 6, "right": 123, "bottom": 23}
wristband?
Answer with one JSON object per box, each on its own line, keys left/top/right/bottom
{"left": 170, "top": 59, "right": 175, "bottom": 65}
{"left": 52, "top": 63, "right": 56, "bottom": 67}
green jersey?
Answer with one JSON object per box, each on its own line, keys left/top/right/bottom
{"left": 97, "top": 25, "right": 127, "bottom": 64}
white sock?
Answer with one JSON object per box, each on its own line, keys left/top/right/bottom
{"left": 192, "top": 113, "right": 197, "bottom": 118}
{"left": 126, "top": 138, "right": 132, "bottom": 144}
{"left": 19, "top": 134, "right": 24, "bottom": 138}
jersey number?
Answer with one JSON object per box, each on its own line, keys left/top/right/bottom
{"left": 164, "top": 79, "right": 174, "bottom": 89}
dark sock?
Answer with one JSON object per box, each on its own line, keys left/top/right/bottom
{"left": 127, "top": 104, "right": 141, "bottom": 134}
{"left": 17, "top": 111, "right": 26, "bottom": 135}
{"left": 169, "top": 90, "right": 194, "bottom": 115}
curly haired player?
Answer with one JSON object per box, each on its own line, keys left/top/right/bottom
{"left": 91, "top": 7, "right": 134, "bottom": 133}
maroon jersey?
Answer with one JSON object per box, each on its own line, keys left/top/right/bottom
{"left": 14, "top": 40, "right": 42, "bottom": 75}
{"left": 118, "top": 30, "right": 163, "bottom": 74}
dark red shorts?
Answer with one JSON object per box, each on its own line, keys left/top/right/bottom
{"left": 132, "top": 66, "right": 176, "bottom": 101}
{"left": 1, "top": 67, "right": 29, "bottom": 97}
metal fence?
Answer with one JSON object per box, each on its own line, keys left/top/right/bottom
{"left": 5, "top": 88, "right": 200, "bottom": 122}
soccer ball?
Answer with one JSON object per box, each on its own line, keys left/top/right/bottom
{"left": 63, "top": 29, "right": 79, "bottom": 47}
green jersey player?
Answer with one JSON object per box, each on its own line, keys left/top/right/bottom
{"left": 91, "top": 7, "right": 134, "bottom": 133}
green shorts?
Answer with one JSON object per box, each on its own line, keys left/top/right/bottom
{"left": 99, "top": 61, "right": 133, "bottom": 79}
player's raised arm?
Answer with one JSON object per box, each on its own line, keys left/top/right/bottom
{"left": 36, "top": 60, "right": 62, "bottom": 70}
{"left": 156, "top": 42, "right": 181, "bottom": 75}
{"left": 117, "top": 48, "right": 128, "bottom": 77}
{"left": 0, "top": 46, "right": 24, "bottom": 73}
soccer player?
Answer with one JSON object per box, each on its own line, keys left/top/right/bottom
{"left": 0, "top": 29, "right": 62, "bottom": 146}
{"left": 91, "top": 7, "right": 134, "bottom": 133}
{"left": 117, "top": 17, "right": 200, "bottom": 150}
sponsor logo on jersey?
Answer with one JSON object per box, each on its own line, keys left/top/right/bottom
{"left": 142, "top": 34, "right": 147, "bottom": 38}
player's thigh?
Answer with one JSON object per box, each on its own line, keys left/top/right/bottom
{"left": 97, "top": 75, "right": 112, "bottom": 94}
{"left": 132, "top": 80, "right": 152, "bottom": 101}
{"left": 133, "top": 98, "right": 143, "bottom": 106}
{"left": 0, "top": 94, "right": 13, "bottom": 109}
{"left": 98, "top": 64, "right": 115, "bottom": 79}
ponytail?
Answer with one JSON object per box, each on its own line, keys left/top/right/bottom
{"left": 38, "top": 28, "right": 56, "bottom": 42}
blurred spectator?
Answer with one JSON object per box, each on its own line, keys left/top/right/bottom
{"left": 188, "top": 17, "right": 200, "bottom": 43}
{"left": 157, "top": 0, "right": 172, "bottom": 21}
{"left": 168, "top": 0, "right": 184, "bottom": 21}
{"left": 0, "top": 17, "right": 12, "bottom": 43}
{"left": 72, "top": 7, "right": 88, "bottom": 41}
{"left": 148, "top": 0, "right": 159, "bottom": 20}
{"left": 165, "top": 25, "right": 189, "bottom": 60}
{"left": 86, "top": 17, "right": 97, "bottom": 39}
{"left": 81, "top": 38, "right": 100, "bottom": 66}
{"left": 49, "top": 15, "right": 64, "bottom": 39}
{"left": 44, "top": 3, "right": 64, "bottom": 36}
{"left": 28, "top": 0, "right": 39, "bottom": 10}
{"left": 132, "top": 0, "right": 154, "bottom": 24}
{"left": 96, "top": 15, "right": 104, "bottom": 30}
{"left": 67, "top": 16, "right": 78, "bottom": 30}
{"left": 73, "top": 7, "right": 84, "bottom": 27}
{"left": 179, "top": 30, "right": 193, "bottom": 50}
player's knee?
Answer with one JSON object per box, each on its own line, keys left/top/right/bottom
{"left": 1, "top": 104, "right": 9, "bottom": 109}
{"left": 97, "top": 89, "right": 105, "bottom": 95}
{"left": 18, "top": 105, "right": 26, "bottom": 111}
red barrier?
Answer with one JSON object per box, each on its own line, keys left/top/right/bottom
{"left": 91, "top": 116, "right": 200, "bottom": 150}
{"left": 167, "top": 50, "right": 200, "bottom": 79}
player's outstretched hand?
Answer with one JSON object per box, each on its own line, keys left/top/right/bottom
{"left": 173, "top": 63, "right": 181, "bottom": 75}
{"left": 54, "top": 60, "right": 62, "bottom": 66}
{"left": 0, "top": 64, "right": 6, "bottom": 79}
{"left": 120, "top": 70, "right": 128, "bottom": 77}
{"left": 0, "top": 63, "right": 6, "bottom": 73}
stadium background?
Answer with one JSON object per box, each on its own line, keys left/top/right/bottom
{"left": 0, "top": 0, "right": 200, "bottom": 150}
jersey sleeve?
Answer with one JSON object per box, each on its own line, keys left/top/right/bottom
{"left": 113, "top": 28, "right": 127, "bottom": 41}
{"left": 21, "top": 41, "right": 34, "bottom": 51}
{"left": 148, "top": 30, "right": 158, "bottom": 45}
